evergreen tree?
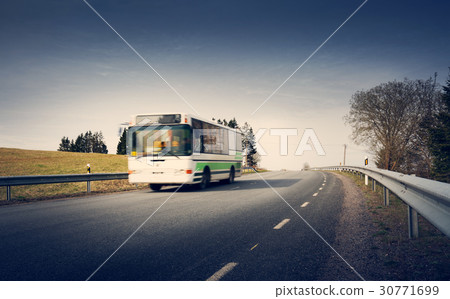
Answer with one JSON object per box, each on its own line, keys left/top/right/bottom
{"left": 70, "top": 139, "right": 75, "bottom": 152}
{"left": 85, "top": 131, "right": 94, "bottom": 153}
{"left": 58, "top": 131, "right": 108, "bottom": 154}
{"left": 91, "top": 131, "right": 108, "bottom": 154}
{"left": 74, "top": 133, "right": 85, "bottom": 153}
{"left": 227, "top": 117, "right": 238, "bottom": 128}
{"left": 429, "top": 73, "right": 450, "bottom": 182}
{"left": 58, "top": 137, "right": 71, "bottom": 151}
{"left": 240, "top": 122, "right": 258, "bottom": 167}
{"left": 116, "top": 128, "right": 127, "bottom": 155}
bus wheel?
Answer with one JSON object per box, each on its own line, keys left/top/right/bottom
{"left": 226, "top": 166, "right": 235, "bottom": 184}
{"left": 149, "top": 184, "right": 162, "bottom": 191}
{"left": 199, "top": 168, "right": 210, "bottom": 189}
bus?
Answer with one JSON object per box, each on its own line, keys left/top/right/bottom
{"left": 126, "top": 113, "right": 243, "bottom": 190}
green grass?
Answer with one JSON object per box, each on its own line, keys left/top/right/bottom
{"left": 0, "top": 147, "right": 140, "bottom": 203}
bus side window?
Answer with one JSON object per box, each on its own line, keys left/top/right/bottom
{"left": 200, "top": 135, "right": 205, "bottom": 153}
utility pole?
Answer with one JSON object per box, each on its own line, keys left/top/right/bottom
{"left": 343, "top": 144, "right": 347, "bottom": 166}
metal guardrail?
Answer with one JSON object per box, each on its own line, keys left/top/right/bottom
{"left": 313, "top": 166, "right": 450, "bottom": 239}
{"left": 0, "top": 173, "right": 129, "bottom": 201}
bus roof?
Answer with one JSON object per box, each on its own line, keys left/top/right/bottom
{"left": 131, "top": 112, "right": 241, "bottom": 132}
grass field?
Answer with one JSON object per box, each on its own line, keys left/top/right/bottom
{"left": 0, "top": 148, "right": 138, "bottom": 202}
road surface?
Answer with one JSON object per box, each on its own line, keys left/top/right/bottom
{"left": 0, "top": 171, "right": 364, "bottom": 281}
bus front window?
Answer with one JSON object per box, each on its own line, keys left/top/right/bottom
{"left": 127, "top": 125, "right": 192, "bottom": 157}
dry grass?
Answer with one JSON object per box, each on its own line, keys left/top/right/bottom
{"left": 0, "top": 148, "right": 142, "bottom": 203}
{"left": 337, "top": 170, "right": 450, "bottom": 280}
{"left": 241, "top": 167, "right": 269, "bottom": 175}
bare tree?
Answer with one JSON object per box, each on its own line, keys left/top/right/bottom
{"left": 345, "top": 77, "right": 442, "bottom": 176}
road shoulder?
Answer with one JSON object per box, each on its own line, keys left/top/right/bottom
{"left": 320, "top": 172, "right": 387, "bottom": 280}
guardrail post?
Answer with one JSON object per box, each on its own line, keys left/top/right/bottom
{"left": 372, "top": 179, "right": 377, "bottom": 191}
{"left": 408, "top": 205, "right": 419, "bottom": 239}
{"left": 87, "top": 181, "right": 91, "bottom": 193}
{"left": 383, "top": 186, "right": 390, "bottom": 206}
{"left": 365, "top": 174, "right": 368, "bottom": 185}
{"left": 6, "top": 185, "right": 11, "bottom": 201}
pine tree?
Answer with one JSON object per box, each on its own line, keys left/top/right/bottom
{"left": 74, "top": 133, "right": 84, "bottom": 153}
{"left": 85, "top": 131, "right": 93, "bottom": 153}
{"left": 58, "top": 131, "right": 108, "bottom": 154}
{"left": 116, "top": 128, "right": 127, "bottom": 155}
{"left": 227, "top": 117, "right": 238, "bottom": 128}
{"left": 240, "top": 122, "right": 258, "bottom": 168}
{"left": 58, "top": 137, "right": 71, "bottom": 151}
{"left": 429, "top": 74, "right": 450, "bottom": 182}
{"left": 91, "top": 131, "right": 108, "bottom": 154}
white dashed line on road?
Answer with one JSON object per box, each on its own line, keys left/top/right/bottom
{"left": 319, "top": 187, "right": 323, "bottom": 190}
{"left": 206, "top": 262, "right": 238, "bottom": 281}
{"left": 301, "top": 202, "right": 309, "bottom": 208}
{"left": 313, "top": 192, "right": 318, "bottom": 197}
{"left": 274, "top": 218, "right": 290, "bottom": 229}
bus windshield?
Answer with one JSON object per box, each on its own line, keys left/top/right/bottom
{"left": 127, "top": 124, "right": 192, "bottom": 157}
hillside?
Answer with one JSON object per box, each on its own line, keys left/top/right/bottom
{"left": 0, "top": 148, "right": 134, "bottom": 202}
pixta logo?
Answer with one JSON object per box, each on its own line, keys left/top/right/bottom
{"left": 251, "top": 128, "right": 326, "bottom": 156}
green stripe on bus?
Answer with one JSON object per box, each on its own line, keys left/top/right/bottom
{"left": 195, "top": 161, "right": 242, "bottom": 172}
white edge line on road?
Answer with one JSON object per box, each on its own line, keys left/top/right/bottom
{"left": 301, "top": 202, "right": 309, "bottom": 208}
{"left": 206, "top": 262, "right": 238, "bottom": 281}
{"left": 273, "top": 218, "right": 290, "bottom": 230}
{"left": 313, "top": 192, "right": 319, "bottom": 197}
{"left": 231, "top": 187, "right": 240, "bottom": 190}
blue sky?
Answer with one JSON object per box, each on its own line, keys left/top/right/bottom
{"left": 1, "top": 0, "right": 449, "bottom": 169}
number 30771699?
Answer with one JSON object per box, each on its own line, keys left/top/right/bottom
{"left": 379, "top": 285, "right": 439, "bottom": 296}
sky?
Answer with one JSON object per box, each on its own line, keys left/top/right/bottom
{"left": 0, "top": 0, "right": 449, "bottom": 170}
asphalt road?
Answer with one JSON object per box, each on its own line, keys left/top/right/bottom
{"left": 0, "top": 170, "right": 361, "bottom": 281}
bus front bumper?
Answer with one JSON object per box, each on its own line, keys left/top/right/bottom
{"left": 128, "top": 170, "right": 197, "bottom": 185}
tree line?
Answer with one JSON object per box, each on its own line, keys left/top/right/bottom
{"left": 58, "top": 131, "right": 108, "bottom": 154}
{"left": 345, "top": 72, "right": 450, "bottom": 182}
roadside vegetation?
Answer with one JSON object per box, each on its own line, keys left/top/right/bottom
{"left": 0, "top": 148, "right": 139, "bottom": 203}
{"left": 338, "top": 170, "right": 450, "bottom": 280}
{"left": 345, "top": 73, "right": 450, "bottom": 182}
{"left": 241, "top": 167, "right": 269, "bottom": 174}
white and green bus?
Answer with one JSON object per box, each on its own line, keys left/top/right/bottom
{"left": 127, "top": 113, "right": 243, "bottom": 190}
